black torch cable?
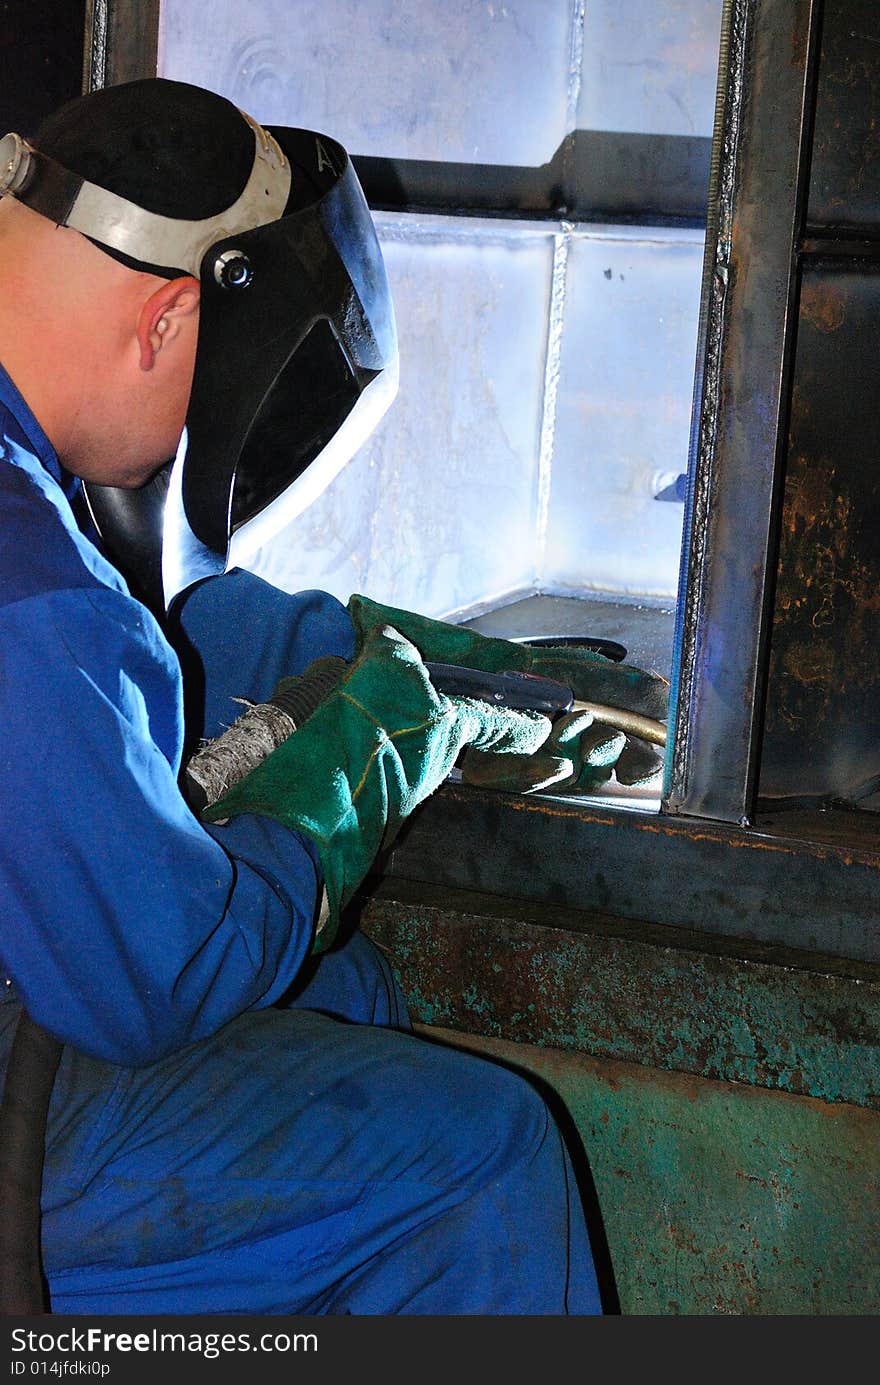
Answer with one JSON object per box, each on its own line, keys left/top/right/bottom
{"left": 0, "top": 1007, "right": 62, "bottom": 1315}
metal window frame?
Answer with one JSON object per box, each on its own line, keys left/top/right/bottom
{"left": 84, "top": 0, "right": 880, "bottom": 969}
{"left": 83, "top": 0, "right": 159, "bottom": 92}
{"left": 666, "top": 0, "right": 824, "bottom": 825}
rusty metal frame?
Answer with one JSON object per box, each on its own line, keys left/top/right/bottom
{"left": 82, "top": 0, "right": 159, "bottom": 93}
{"left": 381, "top": 781, "right": 880, "bottom": 966}
{"left": 665, "top": 0, "right": 824, "bottom": 824}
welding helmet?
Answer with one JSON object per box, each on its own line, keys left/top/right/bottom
{"left": 0, "top": 78, "right": 398, "bottom": 609}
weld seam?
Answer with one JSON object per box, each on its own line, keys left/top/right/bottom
{"left": 535, "top": 227, "right": 570, "bottom": 584}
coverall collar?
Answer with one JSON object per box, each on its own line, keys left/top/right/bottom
{"left": 0, "top": 361, "right": 78, "bottom": 498}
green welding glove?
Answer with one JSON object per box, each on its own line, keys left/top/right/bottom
{"left": 460, "top": 709, "right": 628, "bottom": 795}
{"left": 203, "top": 623, "right": 550, "bottom": 950}
{"left": 347, "top": 593, "right": 669, "bottom": 792}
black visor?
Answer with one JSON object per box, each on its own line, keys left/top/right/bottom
{"left": 182, "top": 127, "right": 397, "bottom": 556}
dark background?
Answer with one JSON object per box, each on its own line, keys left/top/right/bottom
{"left": 1, "top": 0, "right": 85, "bottom": 136}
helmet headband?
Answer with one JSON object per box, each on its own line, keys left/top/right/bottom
{"left": 0, "top": 113, "right": 291, "bottom": 277}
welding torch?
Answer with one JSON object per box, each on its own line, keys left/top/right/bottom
{"left": 184, "top": 656, "right": 668, "bottom": 815}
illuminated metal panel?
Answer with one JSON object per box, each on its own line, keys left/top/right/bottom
{"left": 156, "top": 0, "right": 719, "bottom": 618}
{"left": 247, "top": 214, "right": 554, "bottom": 617}
{"left": 243, "top": 216, "right": 705, "bottom": 617}
{"left": 158, "top": 0, "right": 575, "bottom": 166}
{"left": 579, "top": 0, "right": 724, "bottom": 136}
{"left": 546, "top": 225, "right": 704, "bottom": 598}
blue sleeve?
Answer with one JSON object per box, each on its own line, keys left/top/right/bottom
{"left": 170, "top": 567, "right": 356, "bottom": 743}
{"left": 0, "top": 582, "right": 339, "bottom": 1067}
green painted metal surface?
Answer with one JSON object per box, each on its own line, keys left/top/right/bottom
{"left": 427, "top": 1028, "right": 880, "bottom": 1315}
{"left": 361, "top": 887, "right": 880, "bottom": 1108}
{"left": 359, "top": 885, "right": 880, "bottom": 1312}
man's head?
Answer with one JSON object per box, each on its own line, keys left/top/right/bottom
{"left": 0, "top": 167, "right": 200, "bottom": 488}
{"left": 0, "top": 78, "right": 397, "bottom": 603}
{"left": 0, "top": 78, "right": 262, "bottom": 485}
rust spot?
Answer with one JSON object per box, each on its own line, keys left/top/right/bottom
{"left": 736, "top": 1170, "right": 770, "bottom": 1190}
{"left": 800, "top": 279, "right": 847, "bottom": 333}
{"left": 781, "top": 638, "right": 837, "bottom": 686}
{"left": 668, "top": 1223, "right": 700, "bottom": 1254}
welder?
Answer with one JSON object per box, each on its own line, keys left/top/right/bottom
{"left": 0, "top": 77, "right": 667, "bottom": 1315}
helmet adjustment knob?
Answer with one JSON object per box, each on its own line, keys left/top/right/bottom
{"left": 0, "top": 132, "right": 32, "bottom": 196}
{"left": 213, "top": 249, "right": 253, "bottom": 290}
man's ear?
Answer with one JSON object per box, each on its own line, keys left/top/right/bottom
{"left": 137, "top": 276, "right": 200, "bottom": 371}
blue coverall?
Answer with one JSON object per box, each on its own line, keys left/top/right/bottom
{"left": 0, "top": 364, "right": 602, "bottom": 1314}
